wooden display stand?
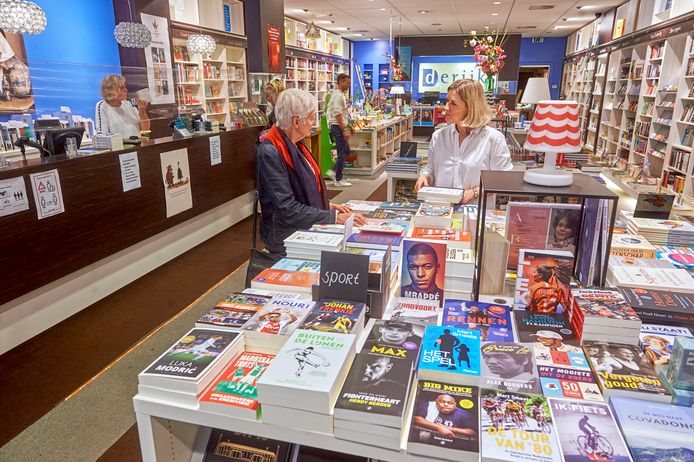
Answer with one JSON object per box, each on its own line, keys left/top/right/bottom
{"left": 345, "top": 115, "right": 413, "bottom": 176}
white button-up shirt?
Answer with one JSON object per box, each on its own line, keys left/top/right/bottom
{"left": 422, "top": 123, "right": 513, "bottom": 190}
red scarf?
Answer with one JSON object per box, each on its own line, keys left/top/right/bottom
{"left": 264, "top": 125, "right": 323, "bottom": 194}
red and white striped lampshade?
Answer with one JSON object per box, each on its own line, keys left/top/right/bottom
{"left": 524, "top": 100, "right": 581, "bottom": 153}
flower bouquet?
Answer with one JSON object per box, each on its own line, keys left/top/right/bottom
{"left": 465, "top": 28, "right": 508, "bottom": 93}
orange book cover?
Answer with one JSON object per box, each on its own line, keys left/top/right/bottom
{"left": 252, "top": 268, "right": 319, "bottom": 289}
{"left": 411, "top": 228, "right": 471, "bottom": 243}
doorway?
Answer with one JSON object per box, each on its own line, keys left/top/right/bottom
{"left": 517, "top": 65, "right": 549, "bottom": 104}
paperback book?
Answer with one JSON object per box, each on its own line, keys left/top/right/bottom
{"left": 360, "top": 318, "right": 423, "bottom": 362}
{"left": 639, "top": 323, "right": 692, "bottom": 372}
{"left": 513, "top": 311, "right": 582, "bottom": 353}
{"left": 666, "top": 336, "right": 694, "bottom": 391}
{"left": 514, "top": 249, "right": 574, "bottom": 313}
{"left": 386, "top": 297, "right": 440, "bottom": 326}
{"left": 242, "top": 299, "right": 314, "bottom": 352}
{"left": 417, "top": 186, "right": 464, "bottom": 203}
{"left": 407, "top": 380, "right": 480, "bottom": 462}
{"left": 271, "top": 258, "right": 321, "bottom": 273}
{"left": 480, "top": 390, "right": 561, "bottom": 462}
{"left": 196, "top": 293, "right": 272, "bottom": 330}
{"left": 202, "top": 429, "right": 292, "bottom": 462}
{"left": 610, "top": 396, "right": 694, "bottom": 462}
{"left": 298, "top": 299, "right": 366, "bottom": 335}
{"left": 610, "top": 234, "right": 658, "bottom": 258}
{"left": 480, "top": 342, "right": 541, "bottom": 394}
{"left": 345, "top": 232, "right": 403, "bottom": 250}
{"left": 570, "top": 288, "right": 642, "bottom": 344}
{"left": 609, "top": 265, "right": 694, "bottom": 294}
{"left": 411, "top": 227, "right": 472, "bottom": 249}
{"left": 548, "top": 399, "right": 633, "bottom": 462}
{"left": 413, "top": 203, "right": 454, "bottom": 229}
{"left": 583, "top": 340, "right": 671, "bottom": 402}
{"left": 534, "top": 346, "right": 602, "bottom": 401}
{"left": 215, "top": 292, "right": 272, "bottom": 310}
{"left": 199, "top": 351, "right": 274, "bottom": 419}
{"left": 418, "top": 326, "right": 481, "bottom": 385}
{"left": 250, "top": 268, "right": 319, "bottom": 294}
{"left": 400, "top": 239, "right": 447, "bottom": 307}
{"left": 619, "top": 287, "right": 694, "bottom": 327}
{"left": 441, "top": 299, "right": 513, "bottom": 342}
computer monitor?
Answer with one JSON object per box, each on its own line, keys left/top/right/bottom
{"left": 34, "top": 118, "right": 62, "bottom": 144}
{"left": 42, "top": 127, "right": 85, "bottom": 157}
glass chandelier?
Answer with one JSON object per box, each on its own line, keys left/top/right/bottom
{"left": 0, "top": 0, "right": 47, "bottom": 34}
{"left": 187, "top": 34, "right": 216, "bottom": 55}
{"left": 114, "top": 22, "right": 152, "bottom": 48}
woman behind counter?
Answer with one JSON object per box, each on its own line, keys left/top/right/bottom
{"left": 415, "top": 79, "right": 513, "bottom": 203}
{"left": 256, "top": 88, "right": 365, "bottom": 256}
{"left": 95, "top": 75, "right": 150, "bottom": 139}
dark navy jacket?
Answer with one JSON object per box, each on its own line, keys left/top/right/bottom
{"left": 256, "top": 128, "right": 335, "bottom": 254}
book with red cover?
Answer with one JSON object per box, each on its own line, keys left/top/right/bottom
{"left": 251, "top": 268, "right": 318, "bottom": 293}
{"left": 411, "top": 228, "right": 472, "bottom": 247}
{"left": 514, "top": 249, "right": 574, "bottom": 313}
{"left": 200, "top": 351, "right": 274, "bottom": 419}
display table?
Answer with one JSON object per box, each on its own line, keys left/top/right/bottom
{"left": 345, "top": 115, "right": 413, "bottom": 176}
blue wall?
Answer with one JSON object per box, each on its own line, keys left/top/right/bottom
{"left": 519, "top": 37, "right": 567, "bottom": 99}
{"left": 13, "top": 0, "right": 121, "bottom": 120}
{"left": 351, "top": 40, "right": 390, "bottom": 100}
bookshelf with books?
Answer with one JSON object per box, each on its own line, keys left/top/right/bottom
{"left": 588, "top": 53, "right": 608, "bottom": 153}
{"left": 344, "top": 115, "right": 413, "bottom": 176}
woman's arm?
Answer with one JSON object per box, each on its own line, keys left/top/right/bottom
{"left": 95, "top": 101, "right": 109, "bottom": 134}
{"left": 136, "top": 99, "right": 151, "bottom": 131}
{"left": 489, "top": 130, "right": 513, "bottom": 171}
{"left": 416, "top": 132, "right": 438, "bottom": 190}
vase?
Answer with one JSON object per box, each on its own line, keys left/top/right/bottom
{"left": 483, "top": 73, "right": 496, "bottom": 94}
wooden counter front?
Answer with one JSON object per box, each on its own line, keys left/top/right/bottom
{"left": 0, "top": 127, "right": 262, "bottom": 306}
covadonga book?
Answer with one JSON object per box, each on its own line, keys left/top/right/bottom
{"left": 418, "top": 326, "right": 481, "bottom": 385}
{"left": 480, "top": 389, "right": 561, "bottom": 462}
{"left": 480, "top": 342, "right": 541, "bottom": 394}
{"left": 441, "top": 299, "right": 513, "bottom": 342}
{"left": 360, "top": 318, "right": 422, "bottom": 362}
{"left": 548, "top": 399, "right": 633, "bottom": 462}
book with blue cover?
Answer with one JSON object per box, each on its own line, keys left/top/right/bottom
{"left": 610, "top": 396, "right": 694, "bottom": 462}
{"left": 345, "top": 233, "right": 403, "bottom": 250}
{"left": 441, "top": 299, "right": 513, "bottom": 342}
{"left": 418, "top": 325, "right": 481, "bottom": 386}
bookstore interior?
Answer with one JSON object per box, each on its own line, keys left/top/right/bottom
{"left": 4, "top": 0, "right": 694, "bottom": 461}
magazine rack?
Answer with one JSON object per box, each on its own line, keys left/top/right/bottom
{"left": 473, "top": 171, "right": 619, "bottom": 299}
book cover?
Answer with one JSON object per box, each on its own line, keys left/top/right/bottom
{"left": 283, "top": 230, "right": 343, "bottom": 247}
{"left": 419, "top": 326, "right": 481, "bottom": 377}
{"left": 334, "top": 352, "right": 411, "bottom": 417}
{"left": 639, "top": 324, "right": 692, "bottom": 371}
{"left": 610, "top": 266, "right": 694, "bottom": 293}
{"left": 515, "top": 249, "right": 574, "bottom": 313}
{"left": 257, "top": 330, "right": 355, "bottom": 392}
{"left": 533, "top": 345, "right": 592, "bottom": 370}
{"left": 513, "top": 311, "right": 582, "bottom": 353}
{"left": 610, "top": 234, "right": 657, "bottom": 258}
{"left": 412, "top": 227, "right": 472, "bottom": 245}
{"left": 417, "top": 203, "right": 453, "bottom": 218}
{"left": 242, "top": 299, "right": 314, "bottom": 336}
{"left": 215, "top": 292, "right": 272, "bottom": 310}
{"left": 346, "top": 233, "right": 403, "bottom": 248}
{"left": 667, "top": 336, "right": 694, "bottom": 390}
{"left": 200, "top": 352, "right": 274, "bottom": 413}
{"left": 408, "top": 381, "right": 479, "bottom": 452}
{"left": 389, "top": 297, "right": 441, "bottom": 326}
{"left": 418, "top": 186, "right": 464, "bottom": 198}
{"left": 202, "top": 429, "right": 291, "bottom": 462}
{"left": 583, "top": 341, "right": 670, "bottom": 397}
{"left": 571, "top": 288, "right": 641, "bottom": 323}
{"left": 505, "top": 202, "right": 581, "bottom": 268}
{"left": 610, "top": 397, "right": 694, "bottom": 462}
{"left": 361, "top": 319, "right": 422, "bottom": 361}
{"left": 441, "top": 299, "right": 513, "bottom": 342}
{"left": 197, "top": 307, "right": 258, "bottom": 330}
{"left": 251, "top": 268, "right": 319, "bottom": 292}
{"left": 299, "top": 299, "right": 365, "bottom": 334}
{"left": 271, "top": 258, "right": 321, "bottom": 273}
{"left": 142, "top": 329, "right": 240, "bottom": 380}
{"left": 548, "top": 399, "right": 633, "bottom": 462}
{"left": 619, "top": 287, "right": 694, "bottom": 327}
{"left": 536, "top": 365, "right": 603, "bottom": 401}
{"left": 480, "top": 342, "right": 541, "bottom": 394}
{"left": 400, "top": 239, "right": 447, "bottom": 307}
{"left": 480, "top": 389, "right": 561, "bottom": 462}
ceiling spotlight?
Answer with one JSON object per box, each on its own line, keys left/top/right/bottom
{"left": 577, "top": 5, "right": 598, "bottom": 9}
{"left": 493, "top": 1, "right": 501, "bottom": 3}
{"left": 418, "top": 9, "right": 432, "bottom": 14}
{"left": 380, "top": 7, "right": 386, "bottom": 10}
{"left": 492, "top": 12, "right": 499, "bottom": 15}
{"left": 554, "top": 25, "right": 574, "bottom": 29}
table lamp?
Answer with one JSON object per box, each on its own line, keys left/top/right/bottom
{"left": 390, "top": 85, "right": 405, "bottom": 115}
{"left": 521, "top": 77, "right": 550, "bottom": 105}
{"left": 523, "top": 100, "right": 581, "bottom": 187}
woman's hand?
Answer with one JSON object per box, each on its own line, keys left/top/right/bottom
{"left": 330, "top": 203, "right": 353, "bottom": 214}
{"left": 336, "top": 212, "right": 366, "bottom": 226}
{"left": 415, "top": 174, "right": 429, "bottom": 191}
{"left": 460, "top": 188, "right": 477, "bottom": 204}
{"left": 135, "top": 97, "right": 149, "bottom": 113}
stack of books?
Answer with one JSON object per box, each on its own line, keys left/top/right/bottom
{"left": 620, "top": 287, "right": 694, "bottom": 329}
{"left": 660, "top": 337, "right": 694, "bottom": 406}
{"left": 251, "top": 267, "right": 319, "bottom": 295}
{"left": 441, "top": 299, "right": 514, "bottom": 342}
{"left": 534, "top": 344, "right": 603, "bottom": 401}
{"left": 570, "top": 288, "right": 642, "bottom": 345}
{"left": 137, "top": 328, "right": 244, "bottom": 406}
{"left": 195, "top": 292, "right": 272, "bottom": 331}
{"left": 297, "top": 299, "right": 367, "bottom": 337}
{"left": 417, "top": 186, "right": 464, "bottom": 204}
{"left": 385, "top": 296, "right": 441, "bottom": 326}
{"left": 283, "top": 230, "right": 343, "bottom": 261}
{"left": 256, "top": 329, "right": 357, "bottom": 433}
{"left": 345, "top": 232, "right": 403, "bottom": 251}
{"left": 242, "top": 298, "right": 315, "bottom": 353}
{"left": 607, "top": 262, "right": 694, "bottom": 294}
{"left": 417, "top": 325, "right": 481, "bottom": 386}
{"left": 480, "top": 342, "right": 541, "bottom": 394}
{"left": 444, "top": 248, "right": 475, "bottom": 297}
{"left": 412, "top": 203, "right": 453, "bottom": 229}
{"left": 386, "top": 156, "right": 421, "bottom": 173}
{"left": 610, "top": 233, "right": 658, "bottom": 258}
{"left": 627, "top": 217, "right": 694, "bottom": 246}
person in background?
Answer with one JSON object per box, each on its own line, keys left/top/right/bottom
{"left": 325, "top": 73, "right": 354, "bottom": 188}
{"left": 256, "top": 89, "right": 365, "bottom": 256}
{"left": 263, "top": 78, "right": 285, "bottom": 127}
{"left": 95, "top": 75, "right": 150, "bottom": 139}
{"left": 415, "top": 79, "right": 512, "bottom": 203}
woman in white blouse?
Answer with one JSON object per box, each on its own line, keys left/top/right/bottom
{"left": 95, "top": 75, "right": 150, "bottom": 139}
{"left": 415, "top": 79, "right": 513, "bottom": 203}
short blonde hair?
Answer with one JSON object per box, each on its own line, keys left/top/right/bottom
{"left": 264, "top": 79, "right": 285, "bottom": 96}
{"left": 447, "top": 79, "right": 491, "bottom": 128}
{"left": 101, "top": 75, "right": 126, "bottom": 101}
{"left": 274, "top": 89, "right": 317, "bottom": 130}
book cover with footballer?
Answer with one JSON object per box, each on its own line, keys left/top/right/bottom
{"left": 610, "top": 396, "right": 694, "bottom": 462}
{"left": 419, "top": 326, "right": 481, "bottom": 381}
{"left": 408, "top": 380, "right": 479, "bottom": 456}
{"left": 548, "top": 399, "right": 633, "bottom": 462}
{"left": 480, "top": 342, "right": 541, "bottom": 394}
{"left": 242, "top": 299, "right": 314, "bottom": 336}
{"left": 142, "top": 329, "right": 240, "bottom": 379}
{"left": 441, "top": 299, "right": 513, "bottom": 342}
{"left": 515, "top": 249, "right": 574, "bottom": 313}
{"left": 400, "top": 239, "right": 447, "bottom": 307}
{"left": 480, "top": 389, "right": 560, "bottom": 462}
{"left": 513, "top": 311, "right": 582, "bottom": 353}
{"left": 571, "top": 288, "right": 641, "bottom": 324}
{"left": 361, "top": 319, "right": 422, "bottom": 361}
{"left": 197, "top": 307, "right": 259, "bottom": 330}
{"left": 299, "top": 299, "right": 365, "bottom": 334}
{"left": 215, "top": 292, "right": 272, "bottom": 311}
{"left": 200, "top": 351, "right": 274, "bottom": 416}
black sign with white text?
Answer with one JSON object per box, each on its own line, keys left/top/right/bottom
{"left": 319, "top": 251, "right": 369, "bottom": 303}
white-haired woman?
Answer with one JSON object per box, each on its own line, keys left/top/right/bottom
{"left": 95, "top": 75, "right": 149, "bottom": 139}
{"left": 415, "top": 79, "right": 512, "bottom": 203}
{"left": 256, "top": 88, "right": 365, "bottom": 255}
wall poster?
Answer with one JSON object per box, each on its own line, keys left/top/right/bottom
{"left": 267, "top": 25, "right": 281, "bottom": 74}
{"left": 160, "top": 148, "right": 192, "bottom": 217}
{"left": 140, "top": 13, "right": 175, "bottom": 105}
{"left": 0, "top": 30, "right": 34, "bottom": 113}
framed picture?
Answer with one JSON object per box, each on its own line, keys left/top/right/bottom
{"left": 0, "top": 30, "right": 35, "bottom": 113}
